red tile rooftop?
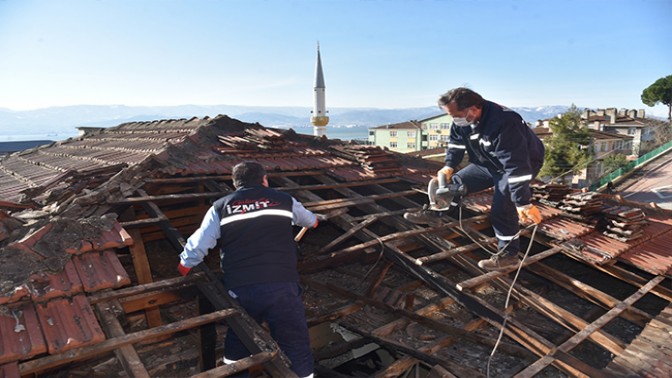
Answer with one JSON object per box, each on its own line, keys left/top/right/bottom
{"left": 36, "top": 294, "right": 105, "bottom": 354}
{"left": 0, "top": 301, "right": 47, "bottom": 364}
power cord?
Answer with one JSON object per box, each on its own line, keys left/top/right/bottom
{"left": 454, "top": 200, "right": 540, "bottom": 377}
{"left": 486, "top": 223, "right": 538, "bottom": 378}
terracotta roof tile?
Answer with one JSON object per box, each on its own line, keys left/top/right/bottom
{"left": 620, "top": 230, "right": 672, "bottom": 275}
{"left": 0, "top": 301, "right": 47, "bottom": 364}
{"left": 28, "top": 260, "right": 83, "bottom": 302}
{"left": 579, "top": 231, "right": 631, "bottom": 263}
{"left": 73, "top": 250, "right": 131, "bottom": 293}
{"left": 36, "top": 294, "right": 105, "bottom": 354}
{"left": 0, "top": 362, "right": 20, "bottom": 377}
{"left": 538, "top": 217, "right": 594, "bottom": 241}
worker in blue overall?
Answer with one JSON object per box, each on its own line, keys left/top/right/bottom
{"left": 405, "top": 87, "right": 545, "bottom": 270}
{"left": 178, "top": 161, "right": 318, "bottom": 377}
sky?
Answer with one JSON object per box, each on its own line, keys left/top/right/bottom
{"left": 0, "top": 0, "right": 671, "bottom": 117}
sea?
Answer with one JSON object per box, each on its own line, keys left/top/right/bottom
{"left": 0, "top": 126, "right": 371, "bottom": 143}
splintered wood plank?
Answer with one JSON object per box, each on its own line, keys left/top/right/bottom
{"left": 514, "top": 275, "right": 666, "bottom": 378}
{"left": 456, "top": 245, "right": 564, "bottom": 291}
{"left": 317, "top": 215, "right": 379, "bottom": 254}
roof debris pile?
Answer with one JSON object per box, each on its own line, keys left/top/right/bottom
{"left": 531, "top": 182, "right": 574, "bottom": 203}
{"left": 558, "top": 191, "right": 604, "bottom": 219}
{"left": 601, "top": 206, "right": 648, "bottom": 242}
{"left": 0, "top": 214, "right": 132, "bottom": 305}
{"left": 329, "top": 145, "right": 402, "bottom": 176}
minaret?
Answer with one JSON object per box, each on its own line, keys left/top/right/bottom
{"left": 311, "top": 43, "right": 329, "bottom": 137}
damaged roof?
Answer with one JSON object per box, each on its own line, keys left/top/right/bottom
{"left": 1, "top": 115, "right": 671, "bottom": 377}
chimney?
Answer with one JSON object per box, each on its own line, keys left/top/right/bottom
{"left": 605, "top": 108, "right": 617, "bottom": 124}
{"left": 581, "top": 109, "right": 589, "bottom": 119}
{"left": 627, "top": 109, "right": 636, "bottom": 118}
{"left": 597, "top": 109, "right": 605, "bottom": 116}
{"left": 638, "top": 109, "right": 645, "bottom": 118}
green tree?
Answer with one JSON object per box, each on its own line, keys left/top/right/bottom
{"left": 539, "top": 105, "right": 592, "bottom": 180}
{"left": 602, "top": 153, "right": 629, "bottom": 174}
{"left": 641, "top": 75, "right": 672, "bottom": 121}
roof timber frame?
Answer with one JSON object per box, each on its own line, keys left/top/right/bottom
{"left": 46, "top": 170, "right": 670, "bottom": 377}
{"left": 270, "top": 172, "right": 667, "bottom": 377}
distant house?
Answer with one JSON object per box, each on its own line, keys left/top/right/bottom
{"left": 533, "top": 121, "right": 634, "bottom": 187}
{"left": 0, "top": 140, "right": 53, "bottom": 158}
{"left": 581, "top": 108, "right": 667, "bottom": 156}
{"left": 368, "top": 113, "right": 454, "bottom": 153}
{"left": 418, "top": 113, "right": 453, "bottom": 150}
{"left": 368, "top": 121, "right": 423, "bottom": 153}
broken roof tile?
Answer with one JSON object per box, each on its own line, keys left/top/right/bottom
{"left": 579, "top": 231, "right": 631, "bottom": 262}
{"left": 0, "top": 301, "right": 47, "bottom": 364}
{"left": 36, "top": 294, "right": 105, "bottom": 354}
{"left": 539, "top": 216, "right": 594, "bottom": 241}
{"left": 73, "top": 250, "right": 131, "bottom": 292}
{"left": 28, "top": 260, "right": 83, "bottom": 302}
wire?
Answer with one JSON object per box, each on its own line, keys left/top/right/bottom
{"left": 486, "top": 223, "right": 539, "bottom": 378}
{"left": 359, "top": 237, "right": 386, "bottom": 287}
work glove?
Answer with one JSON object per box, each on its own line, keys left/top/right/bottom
{"left": 177, "top": 262, "right": 192, "bottom": 276}
{"left": 312, "top": 213, "right": 328, "bottom": 228}
{"left": 517, "top": 204, "right": 542, "bottom": 225}
{"left": 437, "top": 166, "right": 454, "bottom": 181}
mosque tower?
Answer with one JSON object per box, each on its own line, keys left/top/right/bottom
{"left": 310, "top": 43, "right": 329, "bottom": 137}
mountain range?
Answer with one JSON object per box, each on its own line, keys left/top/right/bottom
{"left": 0, "top": 104, "right": 572, "bottom": 141}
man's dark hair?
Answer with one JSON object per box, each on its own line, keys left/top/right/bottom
{"left": 438, "top": 87, "right": 484, "bottom": 110}
{"left": 232, "top": 161, "right": 266, "bottom": 188}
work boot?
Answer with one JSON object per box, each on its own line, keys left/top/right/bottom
{"left": 477, "top": 254, "right": 521, "bottom": 271}
{"left": 403, "top": 205, "right": 443, "bottom": 227}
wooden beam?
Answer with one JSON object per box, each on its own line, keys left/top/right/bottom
{"left": 88, "top": 274, "right": 202, "bottom": 304}
{"left": 19, "top": 309, "right": 238, "bottom": 375}
{"left": 95, "top": 301, "right": 150, "bottom": 378}
{"left": 190, "top": 352, "right": 280, "bottom": 378}
{"left": 527, "top": 262, "right": 652, "bottom": 327}
{"left": 514, "top": 275, "right": 666, "bottom": 378}
{"left": 120, "top": 291, "right": 181, "bottom": 314}
{"left": 455, "top": 245, "right": 565, "bottom": 291}
{"left": 126, "top": 228, "right": 162, "bottom": 327}
{"left": 317, "top": 215, "right": 380, "bottom": 254}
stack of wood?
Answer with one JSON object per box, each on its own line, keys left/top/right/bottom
{"left": 558, "top": 192, "right": 604, "bottom": 219}
{"left": 329, "top": 145, "right": 401, "bottom": 175}
{"left": 601, "top": 206, "right": 648, "bottom": 242}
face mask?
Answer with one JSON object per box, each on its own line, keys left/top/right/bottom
{"left": 453, "top": 117, "right": 470, "bottom": 127}
{"left": 452, "top": 109, "right": 472, "bottom": 127}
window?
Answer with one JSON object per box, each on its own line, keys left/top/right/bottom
{"left": 429, "top": 135, "right": 439, "bottom": 141}
{"left": 390, "top": 131, "right": 397, "bottom": 137}
{"left": 441, "top": 135, "right": 450, "bottom": 141}
{"left": 390, "top": 142, "right": 398, "bottom": 148}
{"left": 440, "top": 123, "right": 450, "bottom": 129}
{"left": 429, "top": 123, "right": 439, "bottom": 130}
{"left": 407, "top": 142, "right": 416, "bottom": 149}
{"left": 407, "top": 131, "right": 416, "bottom": 137}
{"left": 369, "top": 131, "right": 374, "bottom": 136}
{"left": 628, "top": 127, "right": 636, "bottom": 135}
